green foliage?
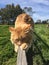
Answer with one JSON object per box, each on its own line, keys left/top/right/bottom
{"left": 0, "top": 25, "right": 17, "bottom": 65}
{"left": 0, "top": 4, "right": 23, "bottom": 25}
{"left": 0, "top": 24, "right": 49, "bottom": 65}
{"left": 34, "top": 24, "right": 49, "bottom": 65}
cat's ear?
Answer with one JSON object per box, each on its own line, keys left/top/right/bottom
{"left": 9, "top": 27, "right": 15, "bottom": 33}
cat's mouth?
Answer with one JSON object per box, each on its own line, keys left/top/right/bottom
{"left": 14, "top": 40, "right": 22, "bottom": 46}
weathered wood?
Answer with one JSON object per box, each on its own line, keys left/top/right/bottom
{"left": 17, "top": 47, "right": 27, "bottom": 65}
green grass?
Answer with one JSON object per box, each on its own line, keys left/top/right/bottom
{"left": 35, "top": 24, "right": 49, "bottom": 46}
{"left": 0, "top": 24, "right": 49, "bottom": 65}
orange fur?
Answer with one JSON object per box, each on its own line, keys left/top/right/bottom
{"left": 9, "top": 13, "right": 34, "bottom": 52}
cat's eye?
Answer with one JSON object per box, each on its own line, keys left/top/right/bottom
{"left": 15, "top": 39, "right": 19, "bottom": 41}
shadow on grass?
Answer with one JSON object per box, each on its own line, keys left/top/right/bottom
{"left": 26, "top": 46, "right": 33, "bottom": 65}
{"left": 33, "top": 40, "right": 46, "bottom": 65}
{"left": 34, "top": 32, "right": 49, "bottom": 49}
{"left": 26, "top": 32, "right": 49, "bottom": 65}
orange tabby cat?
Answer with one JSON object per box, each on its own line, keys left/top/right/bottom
{"left": 9, "top": 13, "right": 34, "bottom": 52}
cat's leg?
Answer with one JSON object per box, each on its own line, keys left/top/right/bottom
{"left": 20, "top": 43, "right": 28, "bottom": 50}
{"left": 14, "top": 44, "right": 18, "bottom": 52}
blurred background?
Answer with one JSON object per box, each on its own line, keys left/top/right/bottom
{"left": 0, "top": 0, "right": 49, "bottom": 65}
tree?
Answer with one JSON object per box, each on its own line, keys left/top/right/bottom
{"left": 0, "top": 4, "right": 23, "bottom": 25}
{"left": 42, "top": 20, "right": 48, "bottom": 24}
{"left": 35, "top": 19, "right": 41, "bottom": 24}
{"left": 23, "top": 7, "right": 35, "bottom": 16}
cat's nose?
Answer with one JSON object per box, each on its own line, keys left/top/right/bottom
{"left": 17, "top": 41, "right": 21, "bottom": 46}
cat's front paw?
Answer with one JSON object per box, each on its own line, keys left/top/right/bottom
{"left": 20, "top": 43, "right": 28, "bottom": 50}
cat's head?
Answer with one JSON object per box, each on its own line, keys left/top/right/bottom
{"left": 9, "top": 26, "right": 31, "bottom": 46}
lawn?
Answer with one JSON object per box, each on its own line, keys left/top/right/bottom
{"left": 0, "top": 24, "right": 49, "bottom": 65}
